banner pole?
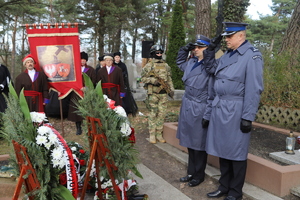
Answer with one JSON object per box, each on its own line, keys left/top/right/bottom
{"left": 59, "top": 99, "right": 65, "bottom": 137}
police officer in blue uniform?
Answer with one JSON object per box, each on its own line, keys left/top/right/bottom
{"left": 203, "top": 22, "right": 264, "bottom": 200}
{"left": 176, "top": 35, "right": 214, "bottom": 187}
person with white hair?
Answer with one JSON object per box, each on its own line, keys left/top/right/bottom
{"left": 96, "top": 54, "right": 125, "bottom": 106}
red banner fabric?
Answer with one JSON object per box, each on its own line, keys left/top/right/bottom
{"left": 27, "top": 27, "right": 83, "bottom": 99}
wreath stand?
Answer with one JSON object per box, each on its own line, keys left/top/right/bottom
{"left": 12, "top": 140, "right": 40, "bottom": 200}
{"left": 80, "top": 116, "right": 121, "bottom": 200}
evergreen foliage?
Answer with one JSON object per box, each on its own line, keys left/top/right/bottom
{"left": 223, "top": 0, "right": 250, "bottom": 22}
{"left": 261, "top": 52, "right": 300, "bottom": 109}
{"left": 1, "top": 86, "right": 69, "bottom": 200}
{"left": 75, "top": 74, "right": 142, "bottom": 182}
{"left": 165, "top": 0, "right": 185, "bottom": 89}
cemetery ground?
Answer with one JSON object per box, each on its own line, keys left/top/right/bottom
{"left": 0, "top": 104, "right": 300, "bottom": 199}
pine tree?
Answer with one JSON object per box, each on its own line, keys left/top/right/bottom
{"left": 165, "top": 0, "right": 185, "bottom": 90}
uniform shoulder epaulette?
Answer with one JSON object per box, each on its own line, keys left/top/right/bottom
{"left": 250, "top": 47, "right": 260, "bottom": 52}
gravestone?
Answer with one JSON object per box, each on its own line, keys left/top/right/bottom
{"left": 269, "top": 150, "right": 300, "bottom": 165}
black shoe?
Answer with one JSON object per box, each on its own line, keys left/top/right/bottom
{"left": 75, "top": 121, "right": 82, "bottom": 135}
{"left": 188, "top": 179, "right": 203, "bottom": 187}
{"left": 179, "top": 175, "right": 192, "bottom": 182}
{"left": 207, "top": 190, "right": 227, "bottom": 198}
{"left": 224, "top": 196, "right": 242, "bottom": 200}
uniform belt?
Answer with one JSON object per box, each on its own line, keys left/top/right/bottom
{"left": 218, "top": 94, "right": 243, "bottom": 100}
{"left": 212, "top": 94, "right": 243, "bottom": 107}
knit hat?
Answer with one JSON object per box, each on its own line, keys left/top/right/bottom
{"left": 80, "top": 51, "right": 88, "bottom": 61}
{"left": 113, "top": 52, "right": 121, "bottom": 57}
{"left": 98, "top": 55, "right": 104, "bottom": 61}
{"left": 22, "top": 54, "right": 35, "bottom": 66}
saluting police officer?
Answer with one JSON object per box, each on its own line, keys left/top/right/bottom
{"left": 176, "top": 35, "right": 214, "bottom": 187}
{"left": 203, "top": 22, "right": 264, "bottom": 200}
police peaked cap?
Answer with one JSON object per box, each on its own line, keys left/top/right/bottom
{"left": 222, "top": 22, "right": 249, "bottom": 36}
{"left": 113, "top": 52, "right": 121, "bottom": 57}
{"left": 193, "top": 35, "right": 211, "bottom": 47}
{"left": 80, "top": 51, "right": 88, "bottom": 61}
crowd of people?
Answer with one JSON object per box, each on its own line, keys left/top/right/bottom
{"left": 0, "top": 21, "right": 264, "bottom": 200}
{"left": 0, "top": 50, "right": 138, "bottom": 135}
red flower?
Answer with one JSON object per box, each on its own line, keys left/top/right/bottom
{"left": 79, "top": 149, "right": 85, "bottom": 154}
{"left": 79, "top": 159, "right": 86, "bottom": 166}
{"left": 59, "top": 172, "right": 67, "bottom": 186}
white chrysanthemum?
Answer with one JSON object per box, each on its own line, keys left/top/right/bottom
{"left": 120, "top": 122, "right": 132, "bottom": 136}
{"left": 113, "top": 106, "right": 127, "bottom": 117}
{"left": 52, "top": 147, "right": 63, "bottom": 160}
{"left": 30, "top": 112, "right": 47, "bottom": 123}
{"left": 52, "top": 159, "right": 61, "bottom": 168}
{"left": 36, "top": 135, "right": 48, "bottom": 146}
{"left": 100, "top": 176, "right": 104, "bottom": 182}
{"left": 57, "top": 159, "right": 66, "bottom": 169}
{"left": 37, "top": 126, "right": 52, "bottom": 136}
{"left": 44, "top": 142, "right": 52, "bottom": 150}
{"left": 48, "top": 132, "right": 58, "bottom": 145}
{"left": 101, "top": 182, "right": 107, "bottom": 189}
{"left": 71, "top": 147, "right": 77, "bottom": 152}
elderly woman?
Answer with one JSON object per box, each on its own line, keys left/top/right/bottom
{"left": 96, "top": 54, "right": 125, "bottom": 106}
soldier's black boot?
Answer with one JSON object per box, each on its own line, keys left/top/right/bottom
{"left": 75, "top": 121, "right": 82, "bottom": 135}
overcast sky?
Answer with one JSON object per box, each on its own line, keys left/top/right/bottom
{"left": 212, "top": 0, "right": 273, "bottom": 20}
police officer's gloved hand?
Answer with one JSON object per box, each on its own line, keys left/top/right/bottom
{"left": 183, "top": 42, "right": 195, "bottom": 51}
{"left": 240, "top": 119, "right": 252, "bottom": 133}
{"left": 202, "top": 118, "right": 209, "bottom": 128}
{"left": 207, "top": 34, "right": 223, "bottom": 51}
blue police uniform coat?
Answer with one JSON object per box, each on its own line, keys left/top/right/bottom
{"left": 204, "top": 41, "right": 264, "bottom": 161}
{"left": 176, "top": 48, "right": 214, "bottom": 151}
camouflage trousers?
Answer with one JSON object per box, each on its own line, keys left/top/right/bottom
{"left": 147, "top": 93, "right": 168, "bottom": 135}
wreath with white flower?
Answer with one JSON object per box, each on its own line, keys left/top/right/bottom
{"left": 1, "top": 86, "right": 76, "bottom": 200}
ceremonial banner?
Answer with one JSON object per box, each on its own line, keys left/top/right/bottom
{"left": 26, "top": 24, "right": 83, "bottom": 99}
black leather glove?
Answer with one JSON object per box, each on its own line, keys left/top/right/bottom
{"left": 240, "top": 119, "right": 252, "bottom": 133}
{"left": 202, "top": 118, "right": 209, "bottom": 128}
{"left": 183, "top": 42, "right": 195, "bottom": 51}
{"left": 207, "top": 34, "right": 223, "bottom": 51}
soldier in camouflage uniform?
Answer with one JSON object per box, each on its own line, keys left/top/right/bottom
{"left": 141, "top": 45, "right": 174, "bottom": 144}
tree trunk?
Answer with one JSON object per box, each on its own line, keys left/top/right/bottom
{"left": 279, "top": 0, "right": 300, "bottom": 55}
{"left": 195, "top": 0, "right": 211, "bottom": 36}
{"left": 11, "top": 16, "right": 17, "bottom": 80}
{"left": 132, "top": 27, "right": 137, "bottom": 63}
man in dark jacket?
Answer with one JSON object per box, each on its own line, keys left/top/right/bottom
{"left": 68, "top": 51, "right": 96, "bottom": 135}
{"left": 176, "top": 35, "right": 214, "bottom": 187}
{"left": 0, "top": 64, "right": 11, "bottom": 113}
{"left": 15, "top": 54, "right": 49, "bottom": 112}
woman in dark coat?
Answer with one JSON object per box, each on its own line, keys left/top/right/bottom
{"left": 113, "top": 52, "right": 138, "bottom": 116}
